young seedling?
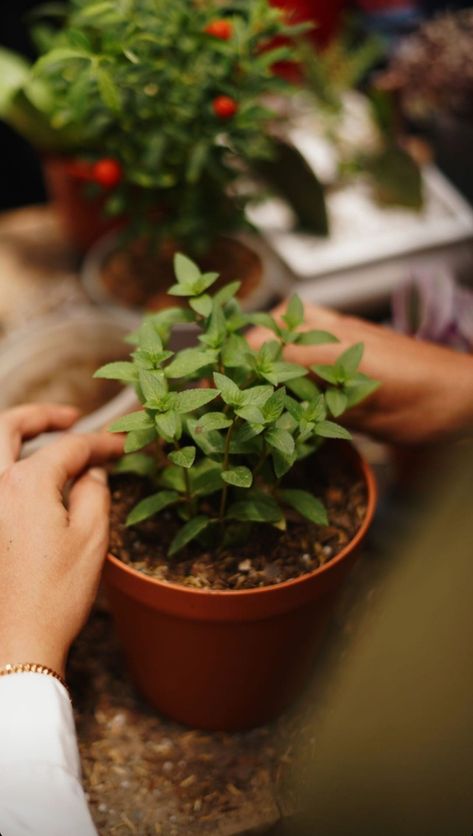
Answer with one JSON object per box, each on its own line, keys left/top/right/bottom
{"left": 95, "top": 254, "right": 378, "bottom": 556}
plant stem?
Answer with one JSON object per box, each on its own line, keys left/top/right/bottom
{"left": 173, "top": 441, "right": 193, "bottom": 516}
{"left": 219, "top": 418, "right": 236, "bottom": 523}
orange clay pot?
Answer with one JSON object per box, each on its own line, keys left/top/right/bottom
{"left": 42, "top": 156, "right": 123, "bottom": 251}
{"left": 104, "top": 443, "right": 377, "bottom": 731}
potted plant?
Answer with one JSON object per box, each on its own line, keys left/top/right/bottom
{"left": 95, "top": 253, "right": 378, "bottom": 730}
{"left": 0, "top": 0, "right": 324, "bottom": 308}
{"left": 383, "top": 8, "right": 473, "bottom": 203}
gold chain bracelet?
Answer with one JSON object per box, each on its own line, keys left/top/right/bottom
{"left": 0, "top": 663, "right": 71, "bottom": 700}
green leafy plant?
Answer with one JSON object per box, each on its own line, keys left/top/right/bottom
{"left": 0, "top": 0, "right": 323, "bottom": 250}
{"left": 95, "top": 254, "right": 378, "bottom": 556}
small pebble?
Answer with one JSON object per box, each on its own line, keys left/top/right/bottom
{"left": 238, "top": 559, "right": 251, "bottom": 573}
{"left": 162, "top": 761, "right": 174, "bottom": 774}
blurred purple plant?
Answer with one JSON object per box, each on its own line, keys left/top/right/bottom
{"left": 392, "top": 269, "right": 473, "bottom": 352}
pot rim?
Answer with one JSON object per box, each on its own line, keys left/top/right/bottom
{"left": 106, "top": 442, "right": 377, "bottom": 600}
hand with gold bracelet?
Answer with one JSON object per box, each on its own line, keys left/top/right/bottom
{"left": 0, "top": 403, "right": 124, "bottom": 836}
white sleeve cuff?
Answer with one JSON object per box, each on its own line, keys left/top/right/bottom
{"left": 0, "top": 673, "right": 80, "bottom": 776}
{"left": 0, "top": 673, "right": 98, "bottom": 836}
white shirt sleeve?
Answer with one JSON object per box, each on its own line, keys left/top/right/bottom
{"left": 0, "top": 673, "right": 97, "bottom": 836}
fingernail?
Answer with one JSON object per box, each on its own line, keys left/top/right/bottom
{"left": 89, "top": 467, "right": 107, "bottom": 484}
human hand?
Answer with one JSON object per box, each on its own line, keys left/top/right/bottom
{"left": 247, "top": 303, "right": 473, "bottom": 445}
{"left": 0, "top": 404, "right": 124, "bottom": 677}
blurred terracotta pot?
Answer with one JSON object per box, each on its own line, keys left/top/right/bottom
{"left": 42, "top": 156, "right": 123, "bottom": 251}
{"left": 104, "top": 444, "right": 377, "bottom": 731}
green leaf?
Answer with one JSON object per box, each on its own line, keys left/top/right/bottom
{"left": 345, "top": 376, "right": 379, "bottom": 408}
{"left": 174, "top": 253, "right": 200, "bottom": 285}
{"left": 272, "top": 449, "right": 296, "bottom": 479}
{"left": 222, "top": 466, "right": 253, "bottom": 488}
{"left": 168, "top": 515, "right": 211, "bottom": 556}
{"left": 94, "top": 361, "right": 137, "bottom": 383}
{"left": 174, "top": 388, "right": 218, "bottom": 414}
{"left": 280, "top": 489, "right": 328, "bottom": 526}
{"left": 188, "top": 419, "right": 225, "bottom": 456}
{"left": 221, "top": 334, "right": 251, "bottom": 369}
{"left": 189, "top": 294, "right": 212, "bottom": 317}
{"left": 190, "top": 462, "right": 223, "bottom": 496}
{"left": 155, "top": 410, "right": 181, "bottom": 440}
{"left": 127, "top": 490, "right": 180, "bottom": 526}
{"left": 311, "top": 364, "right": 339, "bottom": 385}
{"left": 214, "top": 281, "right": 241, "bottom": 306}
{"left": 228, "top": 491, "right": 283, "bottom": 523}
{"left": 160, "top": 465, "right": 186, "bottom": 492}
{"left": 297, "top": 330, "right": 339, "bottom": 346}
{"left": 0, "top": 48, "right": 31, "bottom": 114}
{"left": 124, "top": 428, "right": 156, "bottom": 453}
{"left": 315, "top": 420, "right": 352, "bottom": 440}
{"left": 325, "top": 388, "right": 348, "bottom": 418}
{"left": 114, "top": 453, "right": 156, "bottom": 478}
{"left": 262, "top": 361, "right": 307, "bottom": 385}
{"left": 96, "top": 65, "right": 121, "bottom": 111}
{"left": 194, "top": 412, "right": 232, "bottom": 432}
{"left": 265, "top": 427, "right": 295, "bottom": 457}
{"left": 169, "top": 446, "right": 196, "bottom": 469}
{"left": 165, "top": 348, "right": 216, "bottom": 378}
{"left": 263, "top": 387, "right": 286, "bottom": 422}
{"left": 109, "top": 411, "right": 153, "bottom": 433}
{"left": 235, "top": 405, "right": 265, "bottom": 424}
{"left": 247, "top": 312, "right": 281, "bottom": 334}
{"left": 241, "top": 384, "right": 274, "bottom": 407}
{"left": 286, "top": 377, "right": 320, "bottom": 401}
{"left": 336, "top": 343, "right": 364, "bottom": 378}
{"left": 137, "top": 320, "right": 163, "bottom": 354}
{"left": 213, "top": 372, "right": 243, "bottom": 407}
{"left": 282, "top": 295, "right": 304, "bottom": 330}
{"left": 139, "top": 369, "right": 167, "bottom": 405}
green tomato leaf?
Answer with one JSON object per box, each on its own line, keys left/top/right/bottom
{"left": 168, "top": 515, "right": 211, "bottom": 557}
{"left": 222, "top": 466, "right": 253, "bottom": 488}
{"left": 280, "top": 489, "right": 328, "bottom": 525}
{"left": 126, "top": 490, "right": 180, "bottom": 526}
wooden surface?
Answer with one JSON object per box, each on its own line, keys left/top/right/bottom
{"left": 0, "top": 205, "right": 387, "bottom": 835}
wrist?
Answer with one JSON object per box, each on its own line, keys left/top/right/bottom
{"left": 0, "top": 638, "right": 68, "bottom": 679}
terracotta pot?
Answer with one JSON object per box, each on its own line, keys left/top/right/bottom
{"left": 104, "top": 444, "right": 376, "bottom": 730}
{"left": 82, "top": 231, "right": 289, "bottom": 313}
{"left": 42, "top": 156, "right": 123, "bottom": 251}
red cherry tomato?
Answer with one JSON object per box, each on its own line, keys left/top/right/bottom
{"left": 204, "top": 20, "right": 233, "bottom": 40}
{"left": 93, "top": 158, "right": 122, "bottom": 188}
{"left": 212, "top": 95, "right": 238, "bottom": 119}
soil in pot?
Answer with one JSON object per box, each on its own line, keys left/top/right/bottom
{"left": 100, "top": 236, "right": 263, "bottom": 310}
{"left": 109, "top": 451, "right": 368, "bottom": 591}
